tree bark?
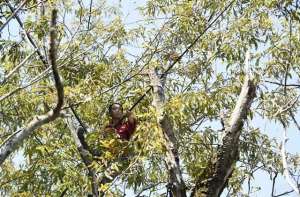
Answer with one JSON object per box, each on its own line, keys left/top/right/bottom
{"left": 64, "top": 113, "right": 99, "bottom": 197}
{"left": 149, "top": 67, "right": 187, "bottom": 197}
{"left": 192, "top": 76, "right": 256, "bottom": 197}
{"left": 281, "top": 127, "right": 300, "bottom": 196}
{"left": 0, "top": 9, "right": 63, "bottom": 165}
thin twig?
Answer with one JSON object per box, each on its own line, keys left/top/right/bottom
{"left": 289, "top": 111, "right": 300, "bottom": 132}
{"left": 271, "top": 172, "right": 278, "bottom": 196}
{"left": 1, "top": 50, "right": 37, "bottom": 85}
{"left": 135, "top": 182, "right": 165, "bottom": 197}
{"left": 59, "top": 187, "right": 68, "bottom": 197}
{"left": 273, "top": 94, "right": 300, "bottom": 117}
{"left": 5, "top": 0, "right": 49, "bottom": 67}
{"left": 0, "top": 130, "right": 22, "bottom": 148}
{"left": 284, "top": 15, "right": 292, "bottom": 94}
{"left": 273, "top": 189, "right": 296, "bottom": 197}
{"left": 0, "top": 8, "right": 64, "bottom": 165}
{"left": 264, "top": 80, "right": 300, "bottom": 88}
{"left": 0, "top": 0, "right": 29, "bottom": 33}
{"left": 87, "top": 0, "right": 93, "bottom": 30}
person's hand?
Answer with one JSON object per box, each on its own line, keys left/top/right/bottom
{"left": 104, "top": 127, "right": 115, "bottom": 132}
{"left": 125, "top": 111, "right": 133, "bottom": 117}
{"left": 125, "top": 111, "right": 137, "bottom": 126}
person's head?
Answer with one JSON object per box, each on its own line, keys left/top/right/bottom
{"left": 108, "top": 103, "right": 123, "bottom": 119}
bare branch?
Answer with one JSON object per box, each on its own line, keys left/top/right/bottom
{"left": 149, "top": 67, "right": 186, "bottom": 197}
{"left": 0, "top": 8, "right": 64, "bottom": 165}
{"left": 49, "top": 9, "right": 64, "bottom": 114}
{"left": 264, "top": 80, "right": 300, "bottom": 88}
{"left": 1, "top": 50, "right": 37, "bottom": 85}
{"left": 289, "top": 111, "right": 300, "bottom": 132}
{"left": 273, "top": 94, "right": 299, "bottom": 117}
{"left": 271, "top": 171, "right": 278, "bottom": 196}
{"left": 271, "top": 172, "right": 300, "bottom": 197}
{"left": 64, "top": 113, "right": 98, "bottom": 197}
{"left": 192, "top": 76, "right": 256, "bottom": 197}
{"left": 273, "top": 189, "right": 296, "bottom": 197}
{"left": 5, "top": 0, "right": 49, "bottom": 67}
{"left": 0, "top": 0, "right": 29, "bottom": 33}
{"left": 281, "top": 127, "right": 300, "bottom": 196}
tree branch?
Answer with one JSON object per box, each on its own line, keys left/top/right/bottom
{"left": 289, "top": 111, "right": 300, "bottom": 132}
{"left": 281, "top": 127, "right": 300, "bottom": 195}
{"left": 64, "top": 112, "right": 98, "bottom": 197}
{"left": 192, "top": 76, "right": 256, "bottom": 197}
{"left": 0, "top": 0, "right": 29, "bottom": 33}
{"left": 280, "top": 16, "right": 300, "bottom": 195}
{"left": 59, "top": 187, "right": 68, "bottom": 197}
{"left": 1, "top": 50, "right": 37, "bottom": 85}
{"left": 271, "top": 171, "right": 278, "bottom": 196}
{"left": 87, "top": 0, "right": 93, "bottom": 30}
{"left": 0, "top": 8, "right": 64, "bottom": 165}
{"left": 49, "top": 9, "right": 64, "bottom": 114}
{"left": 273, "top": 189, "right": 297, "bottom": 197}
{"left": 5, "top": 0, "right": 49, "bottom": 67}
{"left": 149, "top": 67, "right": 186, "bottom": 197}
{"left": 264, "top": 80, "right": 300, "bottom": 88}
{"left": 273, "top": 94, "right": 300, "bottom": 118}
{"left": 135, "top": 182, "right": 165, "bottom": 197}
{"left": 0, "top": 45, "right": 91, "bottom": 103}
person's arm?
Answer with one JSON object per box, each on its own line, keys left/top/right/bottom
{"left": 126, "top": 111, "right": 137, "bottom": 126}
{"left": 103, "top": 123, "right": 117, "bottom": 139}
{"left": 125, "top": 111, "right": 137, "bottom": 140}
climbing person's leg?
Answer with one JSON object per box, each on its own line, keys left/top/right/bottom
{"left": 77, "top": 126, "right": 89, "bottom": 150}
{"left": 77, "top": 127, "right": 103, "bottom": 159}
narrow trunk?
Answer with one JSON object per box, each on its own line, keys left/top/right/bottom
{"left": 192, "top": 76, "right": 256, "bottom": 197}
{"left": 149, "top": 68, "right": 187, "bottom": 197}
{"left": 65, "top": 113, "right": 99, "bottom": 197}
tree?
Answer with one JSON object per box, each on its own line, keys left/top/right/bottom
{"left": 0, "top": 0, "right": 300, "bottom": 196}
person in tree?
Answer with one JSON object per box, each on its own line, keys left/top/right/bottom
{"left": 78, "top": 103, "right": 137, "bottom": 196}
{"left": 105, "top": 103, "right": 137, "bottom": 141}
{"left": 77, "top": 102, "right": 137, "bottom": 153}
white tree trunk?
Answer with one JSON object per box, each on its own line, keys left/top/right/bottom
{"left": 192, "top": 76, "right": 256, "bottom": 197}
{"left": 149, "top": 67, "right": 187, "bottom": 197}
{"left": 281, "top": 127, "right": 300, "bottom": 196}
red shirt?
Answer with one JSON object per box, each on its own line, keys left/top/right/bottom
{"left": 107, "top": 120, "right": 136, "bottom": 140}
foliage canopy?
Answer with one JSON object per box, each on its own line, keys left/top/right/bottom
{"left": 0, "top": 0, "right": 300, "bottom": 196}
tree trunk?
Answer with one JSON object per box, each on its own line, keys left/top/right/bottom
{"left": 192, "top": 76, "right": 256, "bottom": 197}
{"left": 65, "top": 113, "right": 99, "bottom": 197}
{"left": 149, "top": 67, "right": 187, "bottom": 197}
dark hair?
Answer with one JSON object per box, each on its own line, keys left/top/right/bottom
{"left": 108, "top": 103, "right": 123, "bottom": 114}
